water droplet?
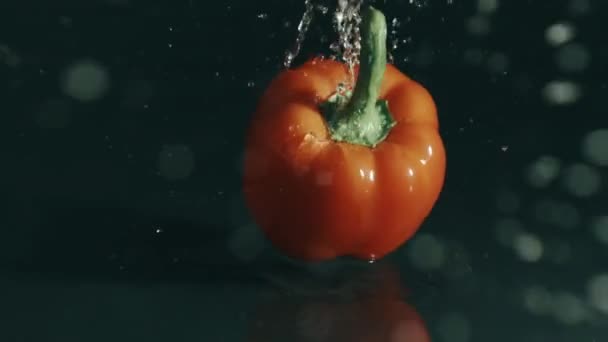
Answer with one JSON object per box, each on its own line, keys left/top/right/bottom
{"left": 391, "top": 38, "right": 399, "bottom": 50}
{"left": 316, "top": 5, "right": 328, "bottom": 14}
{"left": 391, "top": 17, "right": 401, "bottom": 28}
{"left": 409, "top": 0, "right": 429, "bottom": 8}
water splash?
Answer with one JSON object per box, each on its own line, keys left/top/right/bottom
{"left": 284, "top": 0, "right": 365, "bottom": 83}
{"left": 409, "top": 0, "right": 429, "bottom": 7}
{"left": 284, "top": 0, "right": 444, "bottom": 80}
{"left": 284, "top": 0, "right": 315, "bottom": 68}
{"left": 330, "top": 0, "right": 363, "bottom": 85}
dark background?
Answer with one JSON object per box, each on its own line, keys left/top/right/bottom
{"left": 1, "top": 0, "right": 607, "bottom": 341}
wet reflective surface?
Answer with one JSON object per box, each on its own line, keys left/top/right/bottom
{"left": 2, "top": 0, "right": 607, "bottom": 341}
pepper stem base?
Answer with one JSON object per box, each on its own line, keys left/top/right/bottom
{"left": 321, "top": 91, "right": 396, "bottom": 148}
{"left": 319, "top": 6, "right": 396, "bottom": 148}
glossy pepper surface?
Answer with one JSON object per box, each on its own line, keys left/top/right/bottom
{"left": 243, "top": 7, "right": 446, "bottom": 262}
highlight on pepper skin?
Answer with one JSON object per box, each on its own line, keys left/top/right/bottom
{"left": 242, "top": 6, "right": 446, "bottom": 262}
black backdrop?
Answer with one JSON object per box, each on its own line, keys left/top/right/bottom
{"left": 1, "top": 0, "right": 607, "bottom": 341}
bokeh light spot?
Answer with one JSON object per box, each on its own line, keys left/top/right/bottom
{"left": 569, "top": 0, "right": 591, "bottom": 15}
{"left": 591, "top": 216, "right": 608, "bottom": 245}
{"left": 494, "top": 217, "right": 524, "bottom": 247}
{"left": 487, "top": 52, "right": 509, "bottom": 74}
{"left": 542, "top": 81, "right": 581, "bottom": 105}
{"left": 157, "top": 144, "right": 195, "bottom": 181}
{"left": 525, "top": 155, "right": 561, "bottom": 188}
{"left": 513, "top": 232, "right": 543, "bottom": 262}
{"left": 477, "top": 0, "right": 499, "bottom": 14}
{"left": 407, "top": 234, "right": 445, "bottom": 271}
{"left": 523, "top": 286, "right": 553, "bottom": 315}
{"left": 60, "top": 60, "right": 110, "bottom": 102}
{"left": 228, "top": 224, "right": 266, "bottom": 263}
{"left": 466, "top": 15, "right": 490, "bottom": 36}
{"left": 561, "top": 163, "right": 601, "bottom": 197}
{"left": 437, "top": 312, "right": 471, "bottom": 342}
{"left": 587, "top": 274, "right": 608, "bottom": 314}
{"left": 544, "top": 239, "right": 572, "bottom": 264}
{"left": 581, "top": 129, "right": 608, "bottom": 167}
{"left": 533, "top": 199, "right": 580, "bottom": 229}
{"left": 0, "top": 44, "right": 20, "bottom": 67}
{"left": 545, "top": 22, "right": 575, "bottom": 46}
{"left": 551, "top": 292, "right": 588, "bottom": 325}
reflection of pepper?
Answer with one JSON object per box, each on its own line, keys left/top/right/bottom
{"left": 247, "top": 264, "right": 430, "bottom": 342}
{"left": 243, "top": 7, "right": 446, "bottom": 262}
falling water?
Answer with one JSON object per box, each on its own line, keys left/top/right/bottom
{"left": 330, "top": 0, "right": 363, "bottom": 85}
{"left": 283, "top": 0, "right": 364, "bottom": 82}
{"left": 283, "top": 0, "right": 315, "bottom": 68}
{"left": 283, "top": 0, "right": 445, "bottom": 84}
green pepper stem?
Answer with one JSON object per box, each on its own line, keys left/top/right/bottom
{"left": 344, "top": 6, "right": 387, "bottom": 116}
{"left": 321, "top": 6, "right": 395, "bottom": 148}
